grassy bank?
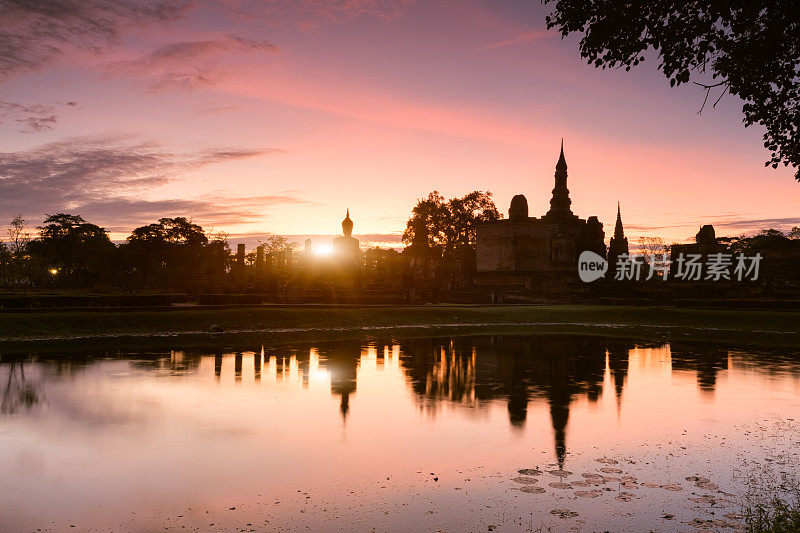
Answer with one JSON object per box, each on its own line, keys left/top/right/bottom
{"left": 2, "top": 305, "right": 800, "bottom": 350}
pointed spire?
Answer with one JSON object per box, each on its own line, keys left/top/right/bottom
{"left": 556, "top": 138, "right": 567, "bottom": 172}
{"left": 546, "top": 138, "right": 573, "bottom": 217}
{"left": 607, "top": 201, "right": 629, "bottom": 277}
{"left": 614, "top": 202, "right": 625, "bottom": 240}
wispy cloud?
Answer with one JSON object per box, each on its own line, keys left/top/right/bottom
{"left": 0, "top": 0, "right": 190, "bottom": 79}
{"left": 102, "top": 34, "right": 278, "bottom": 91}
{"left": 222, "top": 0, "right": 415, "bottom": 29}
{"left": 0, "top": 136, "right": 294, "bottom": 229}
{"left": 626, "top": 216, "right": 800, "bottom": 241}
{"left": 485, "top": 29, "right": 553, "bottom": 49}
{"left": 0, "top": 0, "right": 414, "bottom": 80}
{"left": 0, "top": 100, "right": 78, "bottom": 133}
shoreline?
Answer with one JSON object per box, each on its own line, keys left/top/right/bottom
{"left": 2, "top": 304, "right": 800, "bottom": 352}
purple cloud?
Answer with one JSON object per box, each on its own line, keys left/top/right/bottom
{"left": 0, "top": 100, "right": 60, "bottom": 133}
{"left": 0, "top": 136, "right": 296, "bottom": 229}
{"left": 101, "top": 34, "right": 278, "bottom": 91}
{"left": 0, "top": 0, "right": 190, "bottom": 78}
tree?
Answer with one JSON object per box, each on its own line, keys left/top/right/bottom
{"left": 6, "top": 215, "right": 30, "bottom": 294}
{"left": 28, "top": 213, "right": 116, "bottom": 287}
{"left": 724, "top": 228, "right": 800, "bottom": 254}
{"left": 259, "top": 234, "right": 297, "bottom": 255}
{"left": 159, "top": 217, "right": 208, "bottom": 247}
{"left": 543, "top": 0, "right": 800, "bottom": 180}
{"left": 0, "top": 240, "right": 9, "bottom": 286}
{"left": 402, "top": 190, "right": 501, "bottom": 258}
{"left": 363, "top": 247, "right": 404, "bottom": 287}
{"left": 122, "top": 217, "right": 209, "bottom": 288}
{"left": 447, "top": 191, "right": 503, "bottom": 252}
{"left": 637, "top": 236, "right": 667, "bottom": 266}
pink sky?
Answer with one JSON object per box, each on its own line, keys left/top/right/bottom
{"left": 1, "top": 0, "right": 797, "bottom": 250}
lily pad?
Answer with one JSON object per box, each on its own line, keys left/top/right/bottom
{"left": 695, "top": 481, "right": 719, "bottom": 491}
{"left": 688, "top": 495, "right": 716, "bottom": 504}
{"left": 615, "top": 492, "right": 636, "bottom": 502}
{"left": 518, "top": 485, "right": 546, "bottom": 494}
{"left": 511, "top": 476, "right": 539, "bottom": 485}
{"left": 596, "top": 457, "right": 619, "bottom": 464}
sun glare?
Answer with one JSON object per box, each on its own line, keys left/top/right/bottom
{"left": 314, "top": 244, "right": 334, "bottom": 256}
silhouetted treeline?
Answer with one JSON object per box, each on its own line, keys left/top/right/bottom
{"left": 0, "top": 213, "right": 232, "bottom": 292}
{"left": 2, "top": 211, "right": 800, "bottom": 294}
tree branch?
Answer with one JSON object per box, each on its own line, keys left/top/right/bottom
{"left": 694, "top": 80, "right": 729, "bottom": 114}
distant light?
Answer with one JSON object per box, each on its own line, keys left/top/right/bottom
{"left": 314, "top": 244, "right": 333, "bottom": 257}
{"left": 49, "top": 268, "right": 58, "bottom": 275}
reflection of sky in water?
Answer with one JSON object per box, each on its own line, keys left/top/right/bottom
{"left": 1, "top": 335, "right": 799, "bottom": 531}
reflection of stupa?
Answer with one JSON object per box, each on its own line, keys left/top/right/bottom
{"left": 398, "top": 335, "right": 623, "bottom": 470}
{"left": 670, "top": 343, "right": 729, "bottom": 395}
{"left": 550, "top": 401, "right": 569, "bottom": 469}
{"left": 606, "top": 340, "right": 630, "bottom": 412}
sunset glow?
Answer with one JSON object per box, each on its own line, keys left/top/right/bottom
{"left": 1, "top": 0, "right": 797, "bottom": 249}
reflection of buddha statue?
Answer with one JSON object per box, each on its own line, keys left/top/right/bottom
{"left": 333, "top": 209, "right": 360, "bottom": 263}
{"left": 326, "top": 342, "right": 360, "bottom": 420}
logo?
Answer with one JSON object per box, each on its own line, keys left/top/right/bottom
{"left": 578, "top": 250, "right": 607, "bottom": 282}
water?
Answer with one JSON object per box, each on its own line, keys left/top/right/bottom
{"left": 1, "top": 334, "right": 799, "bottom": 532}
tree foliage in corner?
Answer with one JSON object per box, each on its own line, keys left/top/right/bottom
{"left": 543, "top": 0, "right": 800, "bottom": 180}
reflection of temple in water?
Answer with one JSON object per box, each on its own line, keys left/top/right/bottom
{"left": 323, "top": 342, "right": 360, "bottom": 419}
{"left": 15, "top": 335, "right": 799, "bottom": 468}
{"left": 398, "top": 335, "right": 622, "bottom": 468}
{"left": 669, "top": 343, "right": 730, "bottom": 395}
{"left": 606, "top": 340, "right": 630, "bottom": 410}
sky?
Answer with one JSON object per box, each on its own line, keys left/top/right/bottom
{"left": 1, "top": 0, "right": 798, "bottom": 250}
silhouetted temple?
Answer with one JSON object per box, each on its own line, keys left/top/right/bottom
{"left": 475, "top": 142, "right": 606, "bottom": 297}
{"left": 669, "top": 224, "right": 726, "bottom": 279}
{"left": 607, "top": 203, "right": 629, "bottom": 277}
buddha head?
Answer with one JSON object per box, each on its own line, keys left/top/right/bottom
{"left": 342, "top": 209, "right": 353, "bottom": 237}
